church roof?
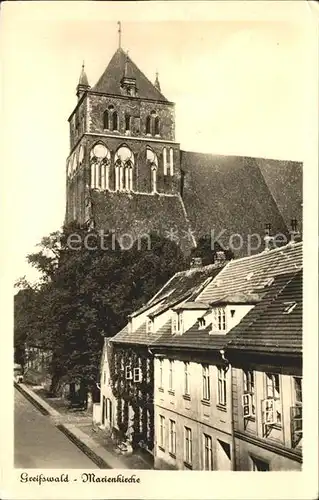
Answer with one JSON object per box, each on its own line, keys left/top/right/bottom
{"left": 180, "top": 152, "right": 301, "bottom": 256}
{"left": 91, "top": 191, "right": 194, "bottom": 254}
{"left": 92, "top": 48, "right": 169, "bottom": 102}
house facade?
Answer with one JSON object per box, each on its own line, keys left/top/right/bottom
{"left": 150, "top": 240, "right": 302, "bottom": 470}
{"left": 226, "top": 270, "right": 302, "bottom": 471}
{"left": 97, "top": 261, "right": 225, "bottom": 454}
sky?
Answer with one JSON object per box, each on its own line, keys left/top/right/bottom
{"left": 0, "top": 1, "right": 315, "bottom": 284}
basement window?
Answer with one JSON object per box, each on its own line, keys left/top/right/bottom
{"left": 283, "top": 302, "right": 297, "bottom": 314}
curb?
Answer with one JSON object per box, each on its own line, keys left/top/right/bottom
{"left": 57, "top": 424, "right": 111, "bottom": 469}
{"left": 14, "top": 382, "right": 50, "bottom": 416}
{"left": 15, "top": 383, "right": 113, "bottom": 469}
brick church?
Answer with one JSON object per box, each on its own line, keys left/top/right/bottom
{"left": 65, "top": 31, "right": 302, "bottom": 256}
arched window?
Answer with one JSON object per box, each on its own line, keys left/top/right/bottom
{"left": 163, "top": 147, "right": 167, "bottom": 176}
{"left": 125, "top": 114, "right": 131, "bottom": 132}
{"left": 146, "top": 116, "right": 151, "bottom": 135}
{"left": 146, "top": 147, "right": 158, "bottom": 193}
{"left": 114, "top": 146, "right": 134, "bottom": 192}
{"left": 90, "top": 143, "right": 110, "bottom": 189}
{"left": 112, "top": 111, "right": 118, "bottom": 131}
{"left": 169, "top": 148, "right": 174, "bottom": 176}
{"left": 103, "top": 110, "right": 109, "bottom": 130}
{"left": 154, "top": 116, "right": 160, "bottom": 136}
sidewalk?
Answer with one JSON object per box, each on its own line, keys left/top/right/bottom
{"left": 15, "top": 382, "right": 153, "bottom": 469}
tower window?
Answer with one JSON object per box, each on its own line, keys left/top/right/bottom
{"left": 114, "top": 146, "right": 134, "bottom": 192}
{"left": 125, "top": 114, "right": 131, "bottom": 132}
{"left": 154, "top": 116, "right": 160, "bottom": 136}
{"left": 112, "top": 111, "right": 118, "bottom": 131}
{"left": 169, "top": 148, "right": 174, "bottom": 176}
{"left": 146, "top": 115, "right": 151, "bottom": 135}
{"left": 103, "top": 110, "right": 109, "bottom": 130}
{"left": 163, "top": 147, "right": 167, "bottom": 176}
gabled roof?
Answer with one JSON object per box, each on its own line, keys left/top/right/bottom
{"left": 93, "top": 48, "right": 169, "bottom": 102}
{"left": 226, "top": 270, "right": 302, "bottom": 355}
{"left": 198, "top": 242, "right": 302, "bottom": 304}
{"left": 180, "top": 152, "right": 301, "bottom": 256}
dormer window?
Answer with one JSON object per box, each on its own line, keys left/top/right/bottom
{"left": 198, "top": 317, "right": 206, "bottom": 329}
{"left": 283, "top": 302, "right": 297, "bottom": 314}
{"left": 213, "top": 307, "right": 226, "bottom": 331}
{"left": 146, "top": 318, "right": 153, "bottom": 333}
{"left": 172, "top": 311, "right": 183, "bottom": 335}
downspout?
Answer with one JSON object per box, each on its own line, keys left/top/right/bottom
{"left": 220, "top": 349, "right": 236, "bottom": 471}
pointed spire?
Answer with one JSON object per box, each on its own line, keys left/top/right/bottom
{"left": 78, "top": 62, "right": 89, "bottom": 87}
{"left": 154, "top": 71, "right": 161, "bottom": 91}
{"left": 117, "top": 21, "right": 122, "bottom": 49}
{"left": 76, "top": 62, "right": 90, "bottom": 99}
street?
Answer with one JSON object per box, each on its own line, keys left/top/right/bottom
{"left": 14, "top": 388, "right": 98, "bottom": 468}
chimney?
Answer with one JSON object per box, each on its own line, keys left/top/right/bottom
{"left": 190, "top": 257, "right": 203, "bottom": 268}
{"left": 214, "top": 250, "right": 226, "bottom": 264}
{"left": 289, "top": 218, "right": 301, "bottom": 244}
{"left": 264, "top": 223, "right": 275, "bottom": 251}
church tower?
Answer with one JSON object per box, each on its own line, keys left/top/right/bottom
{"left": 65, "top": 23, "right": 193, "bottom": 250}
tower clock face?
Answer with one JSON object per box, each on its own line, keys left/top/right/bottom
{"left": 93, "top": 144, "right": 108, "bottom": 159}
{"left": 79, "top": 145, "right": 84, "bottom": 164}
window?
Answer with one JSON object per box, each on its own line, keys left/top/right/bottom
{"left": 184, "top": 427, "right": 192, "bottom": 465}
{"left": 218, "top": 367, "right": 227, "bottom": 406}
{"left": 218, "top": 308, "right": 226, "bottom": 331}
{"left": 243, "top": 370, "right": 255, "bottom": 417}
{"left": 163, "top": 147, "right": 167, "bottom": 176}
{"left": 133, "top": 367, "right": 142, "bottom": 383}
{"left": 294, "top": 376, "right": 302, "bottom": 405}
{"left": 169, "top": 360, "right": 174, "bottom": 392}
{"left": 103, "top": 110, "right": 109, "bottom": 129}
{"left": 291, "top": 376, "right": 302, "bottom": 447}
{"left": 151, "top": 165, "right": 157, "bottom": 193}
{"left": 184, "top": 362, "right": 190, "bottom": 395}
{"left": 203, "top": 434, "right": 213, "bottom": 470}
{"left": 112, "top": 111, "right": 118, "bottom": 131}
{"left": 125, "top": 114, "right": 131, "bottom": 132}
{"left": 169, "top": 420, "right": 176, "bottom": 456}
{"left": 159, "top": 415, "right": 165, "bottom": 449}
{"left": 159, "top": 359, "right": 163, "bottom": 389}
{"left": 154, "top": 116, "right": 160, "bottom": 135}
{"left": 198, "top": 317, "right": 206, "bottom": 329}
{"left": 125, "top": 365, "right": 132, "bottom": 380}
{"left": 146, "top": 115, "right": 151, "bottom": 135}
{"left": 146, "top": 318, "right": 153, "bottom": 333}
{"left": 114, "top": 146, "right": 134, "bottom": 191}
{"left": 177, "top": 312, "right": 183, "bottom": 334}
{"left": 251, "top": 456, "right": 269, "bottom": 471}
{"left": 202, "top": 365, "right": 210, "bottom": 401}
{"left": 265, "top": 372, "right": 281, "bottom": 425}
{"left": 169, "top": 148, "right": 174, "bottom": 176}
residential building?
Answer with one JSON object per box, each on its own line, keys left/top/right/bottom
{"left": 97, "top": 260, "right": 225, "bottom": 454}
{"left": 226, "top": 270, "right": 303, "bottom": 471}
{"left": 151, "top": 240, "right": 302, "bottom": 470}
